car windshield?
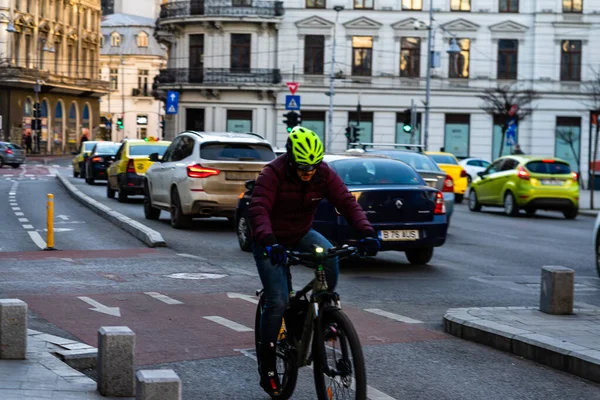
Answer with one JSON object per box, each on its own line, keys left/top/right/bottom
{"left": 6, "top": 143, "right": 22, "bottom": 150}
{"left": 481, "top": 160, "right": 491, "bottom": 168}
{"left": 94, "top": 143, "right": 121, "bottom": 155}
{"left": 370, "top": 151, "right": 441, "bottom": 172}
{"left": 429, "top": 154, "right": 458, "bottom": 165}
{"left": 84, "top": 142, "right": 96, "bottom": 151}
{"left": 129, "top": 145, "right": 168, "bottom": 156}
{"left": 200, "top": 143, "right": 275, "bottom": 161}
{"left": 330, "top": 158, "right": 424, "bottom": 186}
{"left": 526, "top": 161, "right": 571, "bottom": 175}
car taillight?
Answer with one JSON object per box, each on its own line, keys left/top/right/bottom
{"left": 517, "top": 166, "right": 530, "bottom": 180}
{"left": 5, "top": 149, "right": 12, "bottom": 154}
{"left": 187, "top": 164, "right": 220, "bottom": 178}
{"left": 434, "top": 191, "right": 446, "bottom": 215}
{"left": 572, "top": 172, "right": 578, "bottom": 182}
{"left": 92, "top": 157, "right": 102, "bottom": 162}
{"left": 443, "top": 175, "right": 454, "bottom": 192}
{"left": 127, "top": 159, "right": 136, "bottom": 173}
{"left": 460, "top": 169, "right": 467, "bottom": 178}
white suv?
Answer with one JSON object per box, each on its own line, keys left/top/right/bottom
{"left": 144, "top": 131, "right": 276, "bottom": 228}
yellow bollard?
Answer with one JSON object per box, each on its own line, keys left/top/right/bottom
{"left": 45, "top": 194, "right": 55, "bottom": 250}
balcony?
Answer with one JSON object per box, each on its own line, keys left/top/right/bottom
{"left": 155, "top": 67, "right": 282, "bottom": 87}
{"left": 0, "top": 66, "right": 109, "bottom": 94}
{"left": 158, "top": 0, "right": 284, "bottom": 21}
{"left": 132, "top": 87, "right": 151, "bottom": 97}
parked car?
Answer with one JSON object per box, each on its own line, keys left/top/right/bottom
{"left": 106, "top": 138, "right": 171, "bottom": 203}
{"left": 593, "top": 213, "right": 600, "bottom": 278}
{"left": 83, "top": 142, "right": 121, "bottom": 185}
{"left": 426, "top": 151, "right": 468, "bottom": 204}
{"left": 468, "top": 156, "right": 579, "bottom": 219}
{"left": 72, "top": 141, "right": 100, "bottom": 178}
{"left": 459, "top": 157, "right": 491, "bottom": 184}
{"left": 143, "top": 131, "right": 276, "bottom": 229}
{"left": 0, "top": 142, "right": 26, "bottom": 168}
{"left": 236, "top": 154, "right": 449, "bottom": 265}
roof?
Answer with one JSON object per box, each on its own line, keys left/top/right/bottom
{"left": 100, "top": 13, "right": 165, "bottom": 57}
{"left": 101, "top": 13, "right": 155, "bottom": 27}
{"left": 182, "top": 131, "right": 270, "bottom": 144}
{"left": 498, "top": 155, "right": 570, "bottom": 163}
{"left": 126, "top": 140, "right": 171, "bottom": 146}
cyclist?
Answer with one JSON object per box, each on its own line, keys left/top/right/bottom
{"left": 249, "top": 126, "right": 380, "bottom": 396}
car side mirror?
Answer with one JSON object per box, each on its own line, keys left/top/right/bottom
{"left": 477, "top": 171, "right": 486, "bottom": 178}
{"left": 148, "top": 153, "right": 161, "bottom": 162}
{"left": 245, "top": 180, "right": 255, "bottom": 191}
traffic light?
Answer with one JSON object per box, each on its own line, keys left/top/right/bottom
{"left": 116, "top": 118, "right": 124, "bottom": 130}
{"left": 283, "top": 111, "right": 301, "bottom": 133}
{"left": 33, "top": 102, "right": 41, "bottom": 118}
{"left": 352, "top": 125, "right": 362, "bottom": 143}
{"left": 402, "top": 108, "right": 412, "bottom": 133}
{"left": 345, "top": 126, "right": 352, "bottom": 144}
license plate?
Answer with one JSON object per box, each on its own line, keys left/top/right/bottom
{"left": 379, "top": 230, "right": 419, "bottom": 241}
{"left": 136, "top": 163, "right": 145, "bottom": 171}
{"left": 541, "top": 179, "right": 563, "bottom": 186}
{"left": 424, "top": 180, "right": 437, "bottom": 188}
{"left": 226, "top": 172, "right": 256, "bottom": 181}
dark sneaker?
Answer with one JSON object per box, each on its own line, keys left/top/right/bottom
{"left": 259, "top": 342, "right": 281, "bottom": 396}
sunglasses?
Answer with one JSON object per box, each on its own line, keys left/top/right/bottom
{"left": 296, "top": 163, "right": 320, "bottom": 172}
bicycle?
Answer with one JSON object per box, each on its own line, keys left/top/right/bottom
{"left": 254, "top": 245, "right": 367, "bottom": 400}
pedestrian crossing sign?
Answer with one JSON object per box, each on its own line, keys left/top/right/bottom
{"left": 285, "top": 95, "right": 301, "bottom": 111}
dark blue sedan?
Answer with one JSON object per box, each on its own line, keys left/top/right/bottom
{"left": 235, "top": 154, "right": 448, "bottom": 265}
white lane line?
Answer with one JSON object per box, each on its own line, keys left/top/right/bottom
{"left": 22, "top": 225, "right": 34, "bottom": 230}
{"left": 12, "top": 207, "right": 20, "bottom": 211}
{"left": 227, "top": 292, "right": 259, "bottom": 305}
{"left": 27, "top": 231, "right": 47, "bottom": 249}
{"left": 176, "top": 253, "right": 207, "bottom": 261}
{"left": 18, "top": 218, "right": 28, "bottom": 223}
{"left": 57, "top": 215, "right": 70, "bottom": 221}
{"left": 203, "top": 316, "right": 253, "bottom": 332}
{"left": 144, "top": 292, "right": 183, "bottom": 305}
{"left": 15, "top": 212, "right": 24, "bottom": 216}
{"left": 364, "top": 309, "right": 423, "bottom": 324}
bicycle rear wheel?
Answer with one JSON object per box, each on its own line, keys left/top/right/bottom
{"left": 255, "top": 294, "right": 299, "bottom": 400}
{"left": 313, "top": 308, "right": 367, "bottom": 400}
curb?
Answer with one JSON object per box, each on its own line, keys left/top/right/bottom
{"left": 56, "top": 174, "right": 167, "bottom": 248}
{"left": 28, "top": 329, "right": 97, "bottom": 370}
{"left": 444, "top": 307, "right": 600, "bottom": 384}
{"left": 579, "top": 209, "right": 599, "bottom": 217}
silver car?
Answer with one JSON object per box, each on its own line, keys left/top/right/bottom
{"left": 0, "top": 142, "right": 26, "bottom": 168}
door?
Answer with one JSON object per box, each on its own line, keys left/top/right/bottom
{"left": 108, "top": 144, "right": 124, "bottom": 190}
{"left": 490, "top": 158, "right": 520, "bottom": 205}
{"left": 153, "top": 137, "right": 181, "bottom": 206}
{"left": 172, "top": 136, "right": 196, "bottom": 208}
{"left": 477, "top": 159, "right": 504, "bottom": 204}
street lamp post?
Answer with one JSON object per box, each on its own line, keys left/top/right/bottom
{"left": 326, "top": 5, "right": 344, "bottom": 152}
{"left": 33, "top": 37, "right": 55, "bottom": 154}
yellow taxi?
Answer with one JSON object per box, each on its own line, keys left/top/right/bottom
{"left": 106, "top": 137, "right": 171, "bottom": 203}
{"left": 72, "top": 141, "right": 101, "bottom": 178}
{"left": 426, "top": 151, "right": 468, "bottom": 203}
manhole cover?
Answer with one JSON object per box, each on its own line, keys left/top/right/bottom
{"left": 165, "top": 273, "right": 227, "bottom": 280}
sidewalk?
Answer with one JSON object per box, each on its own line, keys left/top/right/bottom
{"left": 580, "top": 190, "right": 600, "bottom": 216}
{"left": 0, "top": 330, "right": 131, "bottom": 400}
{"left": 444, "top": 306, "right": 600, "bottom": 384}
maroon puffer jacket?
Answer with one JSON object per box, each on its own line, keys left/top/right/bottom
{"left": 249, "top": 154, "right": 374, "bottom": 246}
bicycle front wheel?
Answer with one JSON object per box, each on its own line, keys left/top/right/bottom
{"left": 313, "top": 308, "right": 367, "bottom": 400}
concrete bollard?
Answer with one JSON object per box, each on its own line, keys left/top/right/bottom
{"left": 136, "top": 370, "right": 182, "bottom": 400}
{"left": 540, "top": 266, "right": 574, "bottom": 315}
{"left": 0, "top": 299, "right": 27, "bottom": 360}
{"left": 97, "top": 326, "right": 136, "bottom": 397}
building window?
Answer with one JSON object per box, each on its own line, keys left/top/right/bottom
{"left": 230, "top": 33, "right": 251, "bottom": 73}
{"left": 444, "top": 114, "right": 470, "bottom": 158}
{"left": 227, "top": 110, "right": 253, "bottom": 133}
{"left": 348, "top": 111, "right": 373, "bottom": 143}
{"left": 304, "top": 35, "right": 324, "bottom": 75}
{"left": 67, "top": 45, "right": 74, "bottom": 76}
{"left": 100, "top": 35, "right": 104, "bottom": 48}
{"left": 25, "top": 34, "right": 31, "bottom": 68}
{"left": 449, "top": 38, "right": 470, "bottom": 79}
{"left": 138, "top": 69, "right": 149, "bottom": 93}
{"left": 55, "top": 0, "right": 61, "bottom": 20}
{"left": 499, "top": 0, "right": 518, "bottom": 12}
{"left": 110, "top": 68, "right": 118, "bottom": 90}
{"left": 301, "top": 111, "right": 326, "bottom": 143}
{"left": 232, "top": 0, "right": 252, "bottom": 5}
{"left": 396, "top": 112, "right": 422, "bottom": 145}
{"left": 54, "top": 41, "right": 60, "bottom": 73}
{"left": 402, "top": 0, "right": 422, "bottom": 10}
{"left": 306, "top": 0, "right": 325, "bottom": 8}
{"left": 111, "top": 32, "right": 120, "bottom": 47}
{"left": 137, "top": 32, "right": 148, "bottom": 48}
{"left": 354, "top": 0, "right": 373, "bottom": 9}
{"left": 186, "top": 109, "right": 205, "bottom": 131}
{"left": 555, "top": 117, "right": 581, "bottom": 173}
{"left": 400, "top": 38, "right": 420, "bottom": 78}
{"left": 560, "top": 40, "right": 581, "bottom": 82}
{"left": 497, "top": 39, "right": 518, "bottom": 80}
{"left": 82, "top": 48, "right": 88, "bottom": 77}
{"left": 189, "top": 34, "right": 204, "bottom": 83}
{"left": 352, "top": 36, "right": 373, "bottom": 77}
{"left": 450, "top": 0, "right": 471, "bottom": 11}
{"left": 563, "top": 0, "right": 582, "bottom": 13}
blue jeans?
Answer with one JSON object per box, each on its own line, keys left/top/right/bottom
{"left": 253, "top": 229, "right": 339, "bottom": 345}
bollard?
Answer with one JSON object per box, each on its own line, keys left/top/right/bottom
{"left": 98, "top": 326, "right": 136, "bottom": 397}
{"left": 136, "top": 370, "right": 182, "bottom": 400}
{"left": 44, "top": 193, "right": 55, "bottom": 250}
{"left": 0, "top": 299, "right": 28, "bottom": 359}
{"left": 540, "top": 266, "right": 574, "bottom": 315}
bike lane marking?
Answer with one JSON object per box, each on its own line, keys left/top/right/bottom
{"left": 204, "top": 316, "right": 253, "bottom": 332}
{"left": 364, "top": 308, "right": 423, "bottom": 324}
{"left": 144, "top": 292, "right": 183, "bottom": 305}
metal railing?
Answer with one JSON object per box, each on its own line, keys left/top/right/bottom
{"left": 156, "top": 67, "right": 282, "bottom": 85}
{"left": 159, "top": 0, "right": 284, "bottom": 19}
{"left": 132, "top": 87, "right": 151, "bottom": 96}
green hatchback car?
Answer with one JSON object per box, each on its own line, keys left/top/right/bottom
{"left": 468, "top": 156, "right": 579, "bottom": 219}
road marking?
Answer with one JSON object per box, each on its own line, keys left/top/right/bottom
{"left": 15, "top": 212, "right": 24, "bottom": 216}
{"left": 27, "top": 231, "right": 47, "bottom": 249}
{"left": 203, "top": 316, "right": 253, "bottom": 332}
{"left": 57, "top": 215, "right": 70, "bottom": 221}
{"left": 38, "top": 228, "right": 74, "bottom": 233}
{"left": 18, "top": 218, "right": 28, "bottom": 222}
{"left": 144, "top": 292, "right": 183, "bottom": 305}
{"left": 12, "top": 207, "right": 20, "bottom": 211}
{"left": 77, "top": 297, "right": 121, "bottom": 317}
{"left": 176, "top": 253, "right": 207, "bottom": 261}
{"left": 227, "top": 292, "right": 259, "bottom": 305}
{"left": 364, "top": 309, "right": 423, "bottom": 324}
{"left": 165, "top": 273, "right": 227, "bottom": 280}
{"left": 22, "top": 225, "right": 34, "bottom": 230}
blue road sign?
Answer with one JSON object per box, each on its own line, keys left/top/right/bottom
{"left": 166, "top": 91, "right": 179, "bottom": 115}
{"left": 285, "top": 95, "right": 301, "bottom": 111}
{"left": 506, "top": 118, "right": 517, "bottom": 146}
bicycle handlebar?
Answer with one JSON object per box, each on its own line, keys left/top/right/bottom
{"left": 287, "top": 245, "right": 357, "bottom": 266}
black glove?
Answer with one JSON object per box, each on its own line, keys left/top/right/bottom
{"left": 358, "top": 236, "right": 380, "bottom": 257}
{"left": 265, "top": 244, "right": 287, "bottom": 266}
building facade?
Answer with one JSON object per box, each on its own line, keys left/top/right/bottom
{"left": 99, "top": 13, "right": 166, "bottom": 141}
{"left": 155, "top": 0, "right": 600, "bottom": 181}
{"left": 0, "top": 0, "right": 108, "bottom": 154}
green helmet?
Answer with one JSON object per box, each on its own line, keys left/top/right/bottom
{"left": 286, "top": 126, "right": 324, "bottom": 166}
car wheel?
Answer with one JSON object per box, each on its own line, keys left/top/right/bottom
{"left": 73, "top": 170, "right": 79, "bottom": 178}
{"left": 237, "top": 216, "right": 252, "bottom": 252}
{"left": 79, "top": 163, "right": 86, "bottom": 179}
{"left": 85, "top": 175, "right": 94, "bottom": 185}
{"left": 503, "top": 192, "right": 519, "bottom": 217}
{"left": 117, "top": 188, "right": 128, "bottom": 203}
{"left": 170, "top": 188, "right": 192, "bottom": 229}
{"left": 468, "top": 190, "right": 481, "bottom": 212}
{"left": 11, "top": 164, "right": 20, "bottom": 169}
{"left": 143, "top": 183, "right": 161, "bottom": 220}
{"left": 563, "top": 208, "right": 578, "bottom": 220}
{"left": 405, "top": 248, "right": 434, "bottom": 265}
{"left": 525, "top": 208, "right": 536, "bottom": 216}
{"left": 106, "top": 183, "right": 115, "bottom": 199}
{"left": 455, "top": 194, "right": 464, "bottom": 204}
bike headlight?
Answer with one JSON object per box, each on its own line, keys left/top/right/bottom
{"left": 314, "top": 246, "right": 324, "bottom": 254}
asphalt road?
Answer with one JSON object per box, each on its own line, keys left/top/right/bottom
{"left": 1, "top": 158, "right": 599, "bottom": 399}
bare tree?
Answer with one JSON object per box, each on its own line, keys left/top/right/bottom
{"left": 583, "top": 69, "right": 600, "bottom": 209}
{"left": 556, "top": 128, "right": 581, "bottom": 184}
{"left": 478, "top": 85, "right": 539, "bottom": 158}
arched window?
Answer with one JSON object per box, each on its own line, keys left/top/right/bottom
{"left": 100, "top": 35, "right": 105, "bottom": 48}
{"left": 137, "top": 31, "right": 148, "bottom": 48}
{"left": 111, "top": 32, "right": 120, "bottom": 47}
